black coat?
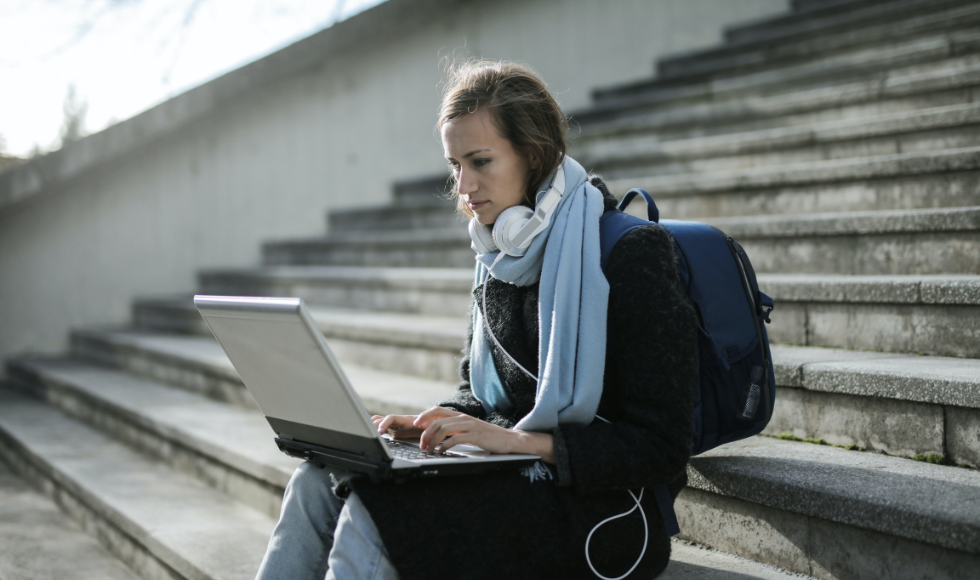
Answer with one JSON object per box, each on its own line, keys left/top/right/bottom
{"left": 344, "top": 178, "right": 699, "bottom": 580}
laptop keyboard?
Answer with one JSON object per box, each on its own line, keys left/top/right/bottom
{"left": 384, "top": 438, "right": 466, "bottom": 460}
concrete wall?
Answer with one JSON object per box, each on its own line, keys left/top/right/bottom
{"left": 0, "top": 0, "right": 788, "bottom": 365}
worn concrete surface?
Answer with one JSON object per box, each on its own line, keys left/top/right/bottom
{"left": 770, "top": 345, "right": 896, "bottom": 388}
{"left": 665, "top": 539, "right": 814, "bottom": 580}
{"left": 806, "top": 514, "right": 980, "bottom": 580}
{"left": 262, "top": 230, "right": 475, "bottom": 268}
{"left": 326, "top": 199, "right": 462, "bottom": 234}
{"left": 596, "top": 30, "right": 968, "bottom": 120}
{"left": 678, "top": 484, "right": 980, "bottom": 580}
{"left": 718, "top": 206, "right": 980, "bottom": 240}
{"left": 658, "top": 0, "right": 980, "bottom": 80}
{"left": 0, "top": 460, "right": 141, "bottom": 580}
{"left": 648, "top": 171, "right": 980, "bottom": 220}
{"left": 263, "top": 206, "right": 980, "bottom": 275}
{"left": 677, "top": 487, "right": 811, "bottom": 574}
{"left": 947, "top": 406, "right": 980, "bottom": 468}
{"left": 759, "top": 274, "right": 980, "bottom": 304}
{"left": 309, "top": 306, "right": 467, "bottom": 352}
{"left": 68, "top": 328, "right": 457, "bottom": 411}
{"left": 810, "top": 303, "right": 979, "bottom": 358}
{"left": 740, "top": 231, "right": 980, "bottom": 275}
{"left": 607, "top": 145, "right": 980, "bottom": 197}
{"left": 9, "top": 357, "right": 297, "bottom": 517}
{"left": 764, "top": 282, "right": 980, "bottom": 357}
{"left": 0, "top": 391, "right": 276, "bottom": 580}
{"left": 198, "top": 265, "right": 473, "bottom": 316}
{"left": 803, "top": 353, "right": 980, "bottom": 408}
{"left": 576, "top": 102, "right": 980, "bottom": 169}
{"left": 765, "top": 386, "right": 945, "bottom": 456}
{"left": 688, "top": 436, "right": 980, "bottom": 554}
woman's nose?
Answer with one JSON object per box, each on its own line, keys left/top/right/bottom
{"left": 457, "top": 168, "right": 477, "bottom": 196}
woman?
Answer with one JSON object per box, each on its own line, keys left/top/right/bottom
{"left": 256, "top": 60, "right": 698, "bottom": 580}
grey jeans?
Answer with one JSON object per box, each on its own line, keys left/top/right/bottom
{"left": 255, "top": 461, "right": 400, "bottom": 580}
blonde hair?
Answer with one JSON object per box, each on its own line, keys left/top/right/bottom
{"left": 439, "top": 59, "right": 568, "bottom": 218}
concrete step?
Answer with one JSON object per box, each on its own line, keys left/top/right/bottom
{"left": 665, "top": 540, "right": 814, "bottom": 579}
{"left": 767, "top": 344, "right": 980, "bottom": 466}
{"left": 262, "top": 227, "right": 472, "bottom": 268}
{"left": 198, "top": 265, "right": 473, "bottom": 317}
{"left": 66, "top": 327, "right": 458, "bottom": 408}
{"left": 265, "top": 206, "right": 980, "bottom": 274}
{"left": 288, "top": 307, "right": 466, "bottom": 383}
{"left": 3, "top": 362, "right": 812, "bottom": 580}
{"left": 725, "top": 0, "right": 968, "bottom": 46}
{"left": 0, "top": 457, "right": 141, "bottom": 580}
{"left": 597, "top": 17, "right": 980, "bottom": 110}
{"left": 790, "top": 0, "right": 890, "bottom": 15}
{"left": 139, "top": 269, "right": 980, "bottom": 360}
{"left": 250, "top": 205, "right": 980, "bottom": 277}
{"left": 326, "top": 198, "right": 460, "bottom": 235}
{"left": 132, "top": 295, "right": 210, "bottom": 335}
{"left": 391, "top": 174, "right": 451, "bottom": 203}
{"left": 574, "top": 51, "right": 980, "bottom": 135}
{"left": 575, "top": 103, "right": 980, "bottom": 179}
{"left": 581, "top": 34, "right": 980, "bottom": 127}
{"left": 679, "top": 436, "right": 980, "bottom": 579}
{"left": 761, "top": 273, "right": 980, "bottom": 358}
{"left": 132, "top": 297, "right": 468, "bottom": 382}
{"left": 655, "top": 0, "right": 978, "bottom": 83}
{"left": 17, "top": 356, "right": 971, "bottom": 580}
{"left": 709, "top": 207, "right": 980, "bottom": 275}
{"left": 5, "top": 357, "right": 298, "bottom": 519}
{"left": 51, "top": 322, "right": 980, "bottom": 470}
{"left": 604, "top": 146, "right": 980, "bottom": 219}
{"left": 0, "top": 388, "right": 275, "bottom": 580}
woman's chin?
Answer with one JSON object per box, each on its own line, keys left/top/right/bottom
{"left": 474, "top": 213, "right": 499, "bottom": 226}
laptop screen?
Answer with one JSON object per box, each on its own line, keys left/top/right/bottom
{"left": 194, "top": 296, "right": 378, "bottom": 440}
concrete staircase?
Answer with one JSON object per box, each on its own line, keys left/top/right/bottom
{"left": 3, "top": 0, "right": 980, "bottom": 578}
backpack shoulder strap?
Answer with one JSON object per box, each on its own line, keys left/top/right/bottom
{"left": 599, "top": 209, "right": 652, "bottom": 272}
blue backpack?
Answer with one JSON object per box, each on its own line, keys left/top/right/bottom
{"left": 599, "top": 188, "right": 776, "bottom": 535}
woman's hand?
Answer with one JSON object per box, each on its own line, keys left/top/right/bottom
{"left": 372, "top": 406, "right": 463, "bottom": 440}
{"left": 416, "top": 409, "right": 555, "bottom": 464}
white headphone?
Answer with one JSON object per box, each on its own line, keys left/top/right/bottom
{"left": 468, "top": 163, "right": 566, "bottom": 257}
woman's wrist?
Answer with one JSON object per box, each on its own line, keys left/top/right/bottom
{"left": 515, "top": 431, "right": 555, "bottom": 464}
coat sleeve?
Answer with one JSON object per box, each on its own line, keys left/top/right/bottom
{"left": 552, "top": 224, "right": 699, "bottom": 493}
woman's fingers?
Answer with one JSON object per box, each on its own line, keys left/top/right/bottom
{"left": 435, "top": 433, "right": 470, "bottom": 452}
{"left": 375, "top": 414, "right": 421, "bottom": 436}
{"left": 419, "top": 416, "right": 471, "bottom": 452}
{"left": 413, "top": 406, "right": 462, "bottom": 429}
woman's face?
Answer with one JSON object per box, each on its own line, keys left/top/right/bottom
{"left": 442, "top": 108, "right": 532, "bottom": 226}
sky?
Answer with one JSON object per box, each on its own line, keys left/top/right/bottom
{"left": 0, "top": 0, "right": 386, "bottom": 158}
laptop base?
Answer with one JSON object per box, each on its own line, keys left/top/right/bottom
{"left": 275, "top": 436, "right": 538, "bottom": 483}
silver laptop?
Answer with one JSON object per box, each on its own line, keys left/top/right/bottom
{"left": 193, "top": 295, "right": 539, "bottom": 481}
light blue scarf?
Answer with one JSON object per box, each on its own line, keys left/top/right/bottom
{"left": 470, "top": 156, "right": 609, "bottom": 432}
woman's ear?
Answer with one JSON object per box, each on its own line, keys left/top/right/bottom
{"left": 527, "top": 151, "right": 541, "bottom": 170}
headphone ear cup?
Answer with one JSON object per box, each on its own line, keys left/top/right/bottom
{"left": 468, "top": 218, "right": 498, "bottom": 254}
{"left": 492, "top": 205, "right": 535, "bottom": 257}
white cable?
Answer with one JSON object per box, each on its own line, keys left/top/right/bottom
{"left": 481, "top": 281, "right": 539, "bottom": 382}
{"left": 585, "top": 488, "right": 648, "bottom": 580}
{"left": 482, "top": 287, "right": 649, "bottom": 579}
{"left": 585, "top": 415, "right": 648, "bottom": 580}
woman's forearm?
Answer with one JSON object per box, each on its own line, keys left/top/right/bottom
{"left": 515, "top": 431, "right": 555, "bottom": 464}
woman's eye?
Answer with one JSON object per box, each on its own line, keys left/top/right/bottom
{"left": 474, "top": 158, "right": 490, "bottom": 167}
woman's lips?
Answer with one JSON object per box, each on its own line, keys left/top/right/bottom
{"left": 468, "top": 201, "right": 488, "bottom": 210}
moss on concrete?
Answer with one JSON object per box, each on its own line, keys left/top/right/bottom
{"left": 764, "top": 433, "right": 866, "bottom": 452}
